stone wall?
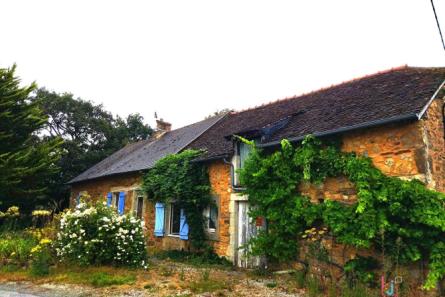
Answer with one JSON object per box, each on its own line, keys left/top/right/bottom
{"left": 69, "top": 162, "right": 232, "bottom": 257}
{"left": 300, "top": 120, "right": 431, "bottom": 204}
{"left": 207, "top": 161, "right": 232, "bottom": 257}
{"left": 421, "top": 97, "right": 445, "bottom": 192}
{"left": 70, "top": 173, "right": 142, "bottom": 211}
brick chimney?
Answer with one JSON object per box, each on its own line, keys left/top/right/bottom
{"left": 153, "top": 118, "right": 171, "bottom": 138}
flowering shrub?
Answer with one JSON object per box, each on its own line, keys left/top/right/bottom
{"left": 0, "top": 206, "right": 21, "bottom": 231}
{"left": 55, "top": 202, "right": 147, "bottom": 268}
{"left": 32, "top": 209, "right": 52, "bottom": 228}
{"left": 30, "top": 238, "right": 53, "bottom": 276}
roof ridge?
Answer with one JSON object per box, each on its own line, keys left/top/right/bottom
{"left": 233, "top": 65, "right": 410, "bottom": 115}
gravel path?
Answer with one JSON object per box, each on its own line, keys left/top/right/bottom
{"left": 0, "top": 282, "right": 92, "bottom": 297}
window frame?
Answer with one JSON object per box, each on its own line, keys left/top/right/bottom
{"left": 203, "top": 196, "right": 219, "bottom": 240}
{"left": 132, "top": 191, "right": 145, "bottom": 220}
{"left": 167, "top": 203, "right": 181, "bottom": 237}
{"left": 233, "top": 141, "right": 252, "bottom": 190}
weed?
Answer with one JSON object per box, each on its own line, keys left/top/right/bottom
{"left": 189, "top": 279, "right": 229, "bottom": 294}
{"left": 251, "top": 266, "right": 271, "bottom": 277}
{"left": 29, "top": 249, "right": 51, "bottom": 276}
{"left": 266, "top": 281, "right": 277, "bottom": 288}
{"left": 143, "top": 283, "right": 153, "bottom": 289}
{"left": 201, "top": 269, "right": 210, "bottom": 281}
{"left": 179, "top": 268, "right": 185, "bottom": 281}
{"left": 292, "top": 270, "right": 306, "bottom": 289}
{"left": 306, "top": 275, "right": 323, "bottom": 297}
{"left": 160, "top": 266, "right": 174, "bottom": 277}
{"left": 335, "top": 281, "right": 378, "bottom": 297}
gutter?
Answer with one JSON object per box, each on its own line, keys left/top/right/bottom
{"left": 257, "top": 113, "right": 419, "bottom": 148}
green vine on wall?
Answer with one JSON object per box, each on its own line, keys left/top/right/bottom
{"left": 142, "top": 150, "right": 212, "bottom": 252}
{"left": 239, "top": 136, "right": 445, "bottom": 289}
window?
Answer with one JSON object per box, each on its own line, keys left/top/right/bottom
{"left": 169, "top": 203, "right": 181, "bottom": 236}
{"left": 233, "top": 141, "right": 252, "bottom": 188}
{"left": 113, "top": 192, "right": 119, "bottom": 208}
{"left": 204, "top": 204, "right": 218, "bottom": 233}
{"left": 136, "top": 196, "right": 144, "bottom": 219}
{"left": 239, "top": 142, "right": 252, "bottom": 169}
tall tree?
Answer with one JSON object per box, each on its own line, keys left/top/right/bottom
{"left": 0, "top": 65, "right": 62, "bottom": 211}
{"left": 34, "top": 88, "right": 152, "bottom": 209}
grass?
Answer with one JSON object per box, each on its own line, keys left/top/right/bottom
{"left": 49, "top": 266, "right": 137, "bottom": 287}
{"left": 189, "top": 279, "right": 230, "bottom": 294}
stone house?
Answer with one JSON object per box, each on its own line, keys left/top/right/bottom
{"left": 69, "top": 66, "right": 445, "bottom": 268}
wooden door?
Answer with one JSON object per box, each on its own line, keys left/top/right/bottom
{"left": 236, "top": 201, "right": 260, "bottom": 268}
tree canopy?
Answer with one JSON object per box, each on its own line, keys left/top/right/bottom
{"left": 0, "top": 65, "right": 62, "bottom": 211}
{"left": 34, "top": 88, "right": 153, "bottom": 210}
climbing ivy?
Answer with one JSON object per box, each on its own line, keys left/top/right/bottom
{"left": 239, "top": 136, "right": 445, "bottom": 289}
{"left": 142, "top": 150, "right": 212, "bottom": 251}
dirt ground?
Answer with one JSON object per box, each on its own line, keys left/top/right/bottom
{"left": 0, "top": 260, "right": 305, "bottom": 297}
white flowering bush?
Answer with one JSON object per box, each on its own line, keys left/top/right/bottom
{"left": 55, "top": 202, "right": 147, "bottom": 268}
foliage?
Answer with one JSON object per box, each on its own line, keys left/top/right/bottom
{"left": 0, "top": 231, "right": 38, "bottom": 266}
{"left": 239, "top": 135, "right": 445, "bottom": 289}
{"left": 343, "top": 256, "right": 380, "bottom": 287}
{"left": 142, "top": 149, "right": 212, "bottom": 250}
{"left": 33, "top": 88, "right": 153, "bottom": 210}
{"left": 54, "top": 201, "right": 147, "bottom": 268}
{"left": 0, "top": 65, "right": 62, "bottom": 211}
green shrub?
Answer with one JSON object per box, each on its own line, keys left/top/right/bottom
{"left": 29, "top": 240, "right": 52, "bottom": 276}
{"left": 55, "top": 201, "right": 147, "bottom": 268}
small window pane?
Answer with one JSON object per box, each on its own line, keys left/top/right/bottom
{"left": 239, "top": 142, "right": 252, "bottom": 169}
{"left": 114, "top": 193, "right": 119, "bottom": 208}
{"left": 136, "top": 197, "right": 144, "bottom": 219}
{"left": 170, "top": 204, "right": 181, "bottom": 235}
{"left": 209, "top": 205, "right": 218, "bottom": 230}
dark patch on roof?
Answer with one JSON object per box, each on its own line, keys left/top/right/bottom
{"left": 187, "top": 66, "right": 445, "bottom": 159}
{"left": 68, "top": 113, "right": 227, "bottom": 184}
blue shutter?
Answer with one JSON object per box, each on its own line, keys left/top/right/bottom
{"left": 107, "top": 192, "right": 112, "bottom": 207}
{"left": 179, "top": 209, "right": 189, "bottom": 240}
{"left": 76, "top": 194, "right": 81, "bottom": 206}
{"left": 118, "top": 192, "right": 125, "bottom": 215}
{"left": 154, "top": 202, "right": 165, "bottom": 237}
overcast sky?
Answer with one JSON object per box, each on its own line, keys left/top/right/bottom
{"left": 2, "top": 0, "right": 445, "bottom": 128}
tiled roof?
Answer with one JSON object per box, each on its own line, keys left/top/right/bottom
{"left": 187, "top": 66, "right": 445, "bottom": 159}
{"left": 68, "top": 113, "right": 227, "bottom": 183}
{"left": 71, "top": 66, "right": 445, "bottom": 184}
